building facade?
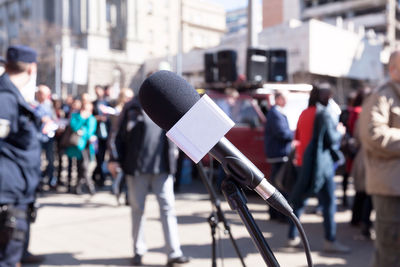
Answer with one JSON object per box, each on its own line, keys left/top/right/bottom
{"left": 226, "top": 5, "right": 262, "bottom": 36}
{"left": 0, "top": 0, "right": 226, "bottom": 97}
{"left": 262, "top": 0, "right": 301, "bottom": 28}
{"left": 264, "top": 0, "right": 399, "bottom": 53}
{"left": 182, "top": 0, "right": 226, "bottom": 52}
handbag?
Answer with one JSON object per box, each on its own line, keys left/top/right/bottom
{"left": 275, "top": 150, "right": 297, "bottom": 194}
{"left": 59, "top": 125, "right": 81, "bottom": 149}
{"left": 340, "top": 132, "right": 358, "bottom": 159}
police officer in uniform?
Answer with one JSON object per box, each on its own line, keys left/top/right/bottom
{"left": 0, "top": 45, "right": 42, "bottom": 266}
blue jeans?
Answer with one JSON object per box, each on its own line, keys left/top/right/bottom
{"left": 288, "top": 175, "right": 336, "bottom": 241}
{"left": 42, "top": 139, "right": 55, "bottom": 181}
{"left": 372, "top": 195, "right": 400, "bottom": 267}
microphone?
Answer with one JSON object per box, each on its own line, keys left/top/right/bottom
{"left": 139, "top": 70, "right": 293, "bottom": 216}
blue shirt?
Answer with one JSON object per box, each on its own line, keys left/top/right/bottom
{"left": 35, "top": 100, "right": 55, "bottom": 142}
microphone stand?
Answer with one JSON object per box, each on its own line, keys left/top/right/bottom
{"left": 196, "top": 162, "right": 246, "bottom": 267}
{"left": 221, "top": 178, "right": 280, "bottom": 267}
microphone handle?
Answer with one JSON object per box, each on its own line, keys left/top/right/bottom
{"left": 209, "top": 137, "right": 293, "bottom": 216}
{"left": 209, "top": 137, "right": 274, "bottom": 194}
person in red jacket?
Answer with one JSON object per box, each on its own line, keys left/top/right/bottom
{"left": 294, "top": 88, "right": 319, "bottom": 167}
{"left": 289, "top": 85, "right": 349, "bottom": 253}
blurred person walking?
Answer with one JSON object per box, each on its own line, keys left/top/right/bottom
{"left": 343, "top": 86, "right": 373, "bottom": 240}
{"left": 293, "top": 88, "right": 319, "bottom": 169}
{"left": 65, "top": 101, "right": 97, "bottom": 195}
{"left": 64, "top": 98, "right": 82, "bottom": 191}
{"left": 359, "top": 50, "right": 400, "bottom": 267}
{"left": 115, "top": 97, "right": 190, "bottom": 266}
{"left": 264, "top": 91, "right": 293, "bottom": 222}
{"left": 287, "top": 84, "right": 349, "bottom": 253}
{"left": 107, "top": 88, "right": 133, "bottom": 203}
{"left": 52, "top": 97, "right": 67, "bottom": 186}
{"left": 0, "top": 45, "right": 44, "bottom": 266}
{"left": 34, "top": 85, "right": 57, "bottom": 188}
{"left": 338, "top": 92, "right": 356, "bottom": 207}
{"left": 62, "top": 95, "right": 74, "bottom": 118}
{"left": 92, "top": 85, "right": 110, "bottom": 188}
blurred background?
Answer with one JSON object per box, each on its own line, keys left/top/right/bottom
{"left": 0, "top": 0, "right": 394, "bottom": 103}
{"left": 1, "top": 1, "right": 396, "bottom": 266}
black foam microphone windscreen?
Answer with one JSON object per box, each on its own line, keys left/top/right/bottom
{"left": 139, "top": 70, "right": 201, "bottom": 131}
{"left": 138, "top": 70, "right": 293, "bottom": 217}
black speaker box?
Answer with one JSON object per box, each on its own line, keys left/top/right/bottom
{"left": 246, "top": 48, "right": 269, "bottom": 82}
{"left": 268, "top": 49, "right": 287, "bottom": 82}
{"left": 217, "top": 50, "right": 237, "bottom": 82}
{"left": 204, "top": 53, "right": 217, "bottom": 83}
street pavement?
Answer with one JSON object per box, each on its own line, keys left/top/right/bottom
{"left": 27, "top": 177, "right": 374, "bottom": 267}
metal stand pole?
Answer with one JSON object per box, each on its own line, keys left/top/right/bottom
{"left": 196, "top": 162, "right": 246, "bottom": 267}
{"left": 208, "top": 213, "right": 218, "bottom": 267}
{"left": 221, "top": 179, "right": 280, "bottom": 267}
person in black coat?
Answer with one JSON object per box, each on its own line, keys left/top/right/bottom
{"left": 115, "top": 97, "right": 189, "bottom": 266}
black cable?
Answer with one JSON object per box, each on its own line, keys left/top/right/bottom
{"left": 217, "top": 220, "right": 225, "bottom": 267}
{"left": 264, "top": 190, "right": 313, "bottom": 266}
{"left": 288, "top": 212, "right": 313, "bottom": 267}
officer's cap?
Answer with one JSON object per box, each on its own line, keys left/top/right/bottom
{"left": 6, "top": 45, "right": 37, "bottom": 63}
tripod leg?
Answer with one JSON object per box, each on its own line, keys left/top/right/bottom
{"left": 197, "top": 163, "right": 247, "bottom": 266}
{"left": 208, "top": 214, "right": 218, "bottom": 267}
{"left": 221, "top": 179, "right": 280, "bottom": 267}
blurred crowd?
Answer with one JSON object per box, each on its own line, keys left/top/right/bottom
{"left": 33, "top": 84, "right": 134, "bottom": 200}
{"left": 31, "top": 67, "right": 392, "bottom": 265}
{"left": 3, "top": 44, "right": 400, "bottom": 267}
{"left": 27, "top": 81, "right": 190, "bottom": 266}
{"left": 264, "top": 50, "right": 400, "bottom": 267}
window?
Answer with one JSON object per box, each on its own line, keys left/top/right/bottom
{"left": 194, "top": 34, "right": 202, "bottom": 47}
{"left": 0, "top": 35, "right": 4, "bottom": 53}
{"left": 148, "top": 30, "right": 153, "bottom": 42}
{"left": 44, "top": 0, "right": 55, "bottom": 23}
{"left": 147, "top": 1, "right": 153, "bottom": 15}
{"left": 106, "top": 0, "right": 127, "bottom": 50}
{"left": 7, "top": 2, "right": 19, "bottom": 39}
{"left": 68, "top": 0, "right": 81, "bottom": 33}
{"left": 20, "top": 0, "right": 31, "bottom": 18}
{"left": 164, "top": 17, "right": 169, "bottom": 33}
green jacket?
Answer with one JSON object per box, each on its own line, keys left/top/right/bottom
{"left": 66, "top": 112, "right": 97, "bottom": 160}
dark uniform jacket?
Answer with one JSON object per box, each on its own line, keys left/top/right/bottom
{"left": 0, "top": 74, "right": 41, "bottom": 205}
{"left": 115, "top": 97, "right": 177, "bottom": 176}
{"left": 264, "top": 105, "right": 293, "bottom": 159}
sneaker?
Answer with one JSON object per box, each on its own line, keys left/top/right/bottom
{"left": 167, "top": 255, "right": 190, "bottom": 265}
{"left": 132, "top": 254, "right": 142, "bottom": 266}
{"left": 88, "top": 184, "right": 96, "bottom": 195}
{"left": 323, "top": 240, "right": 351, "bottom": 253}
{"left": 48, "top": 176, "right": 58, "bottom": 188}
{"left": 286, "top": 237, "right": 301, "bottom": 248}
